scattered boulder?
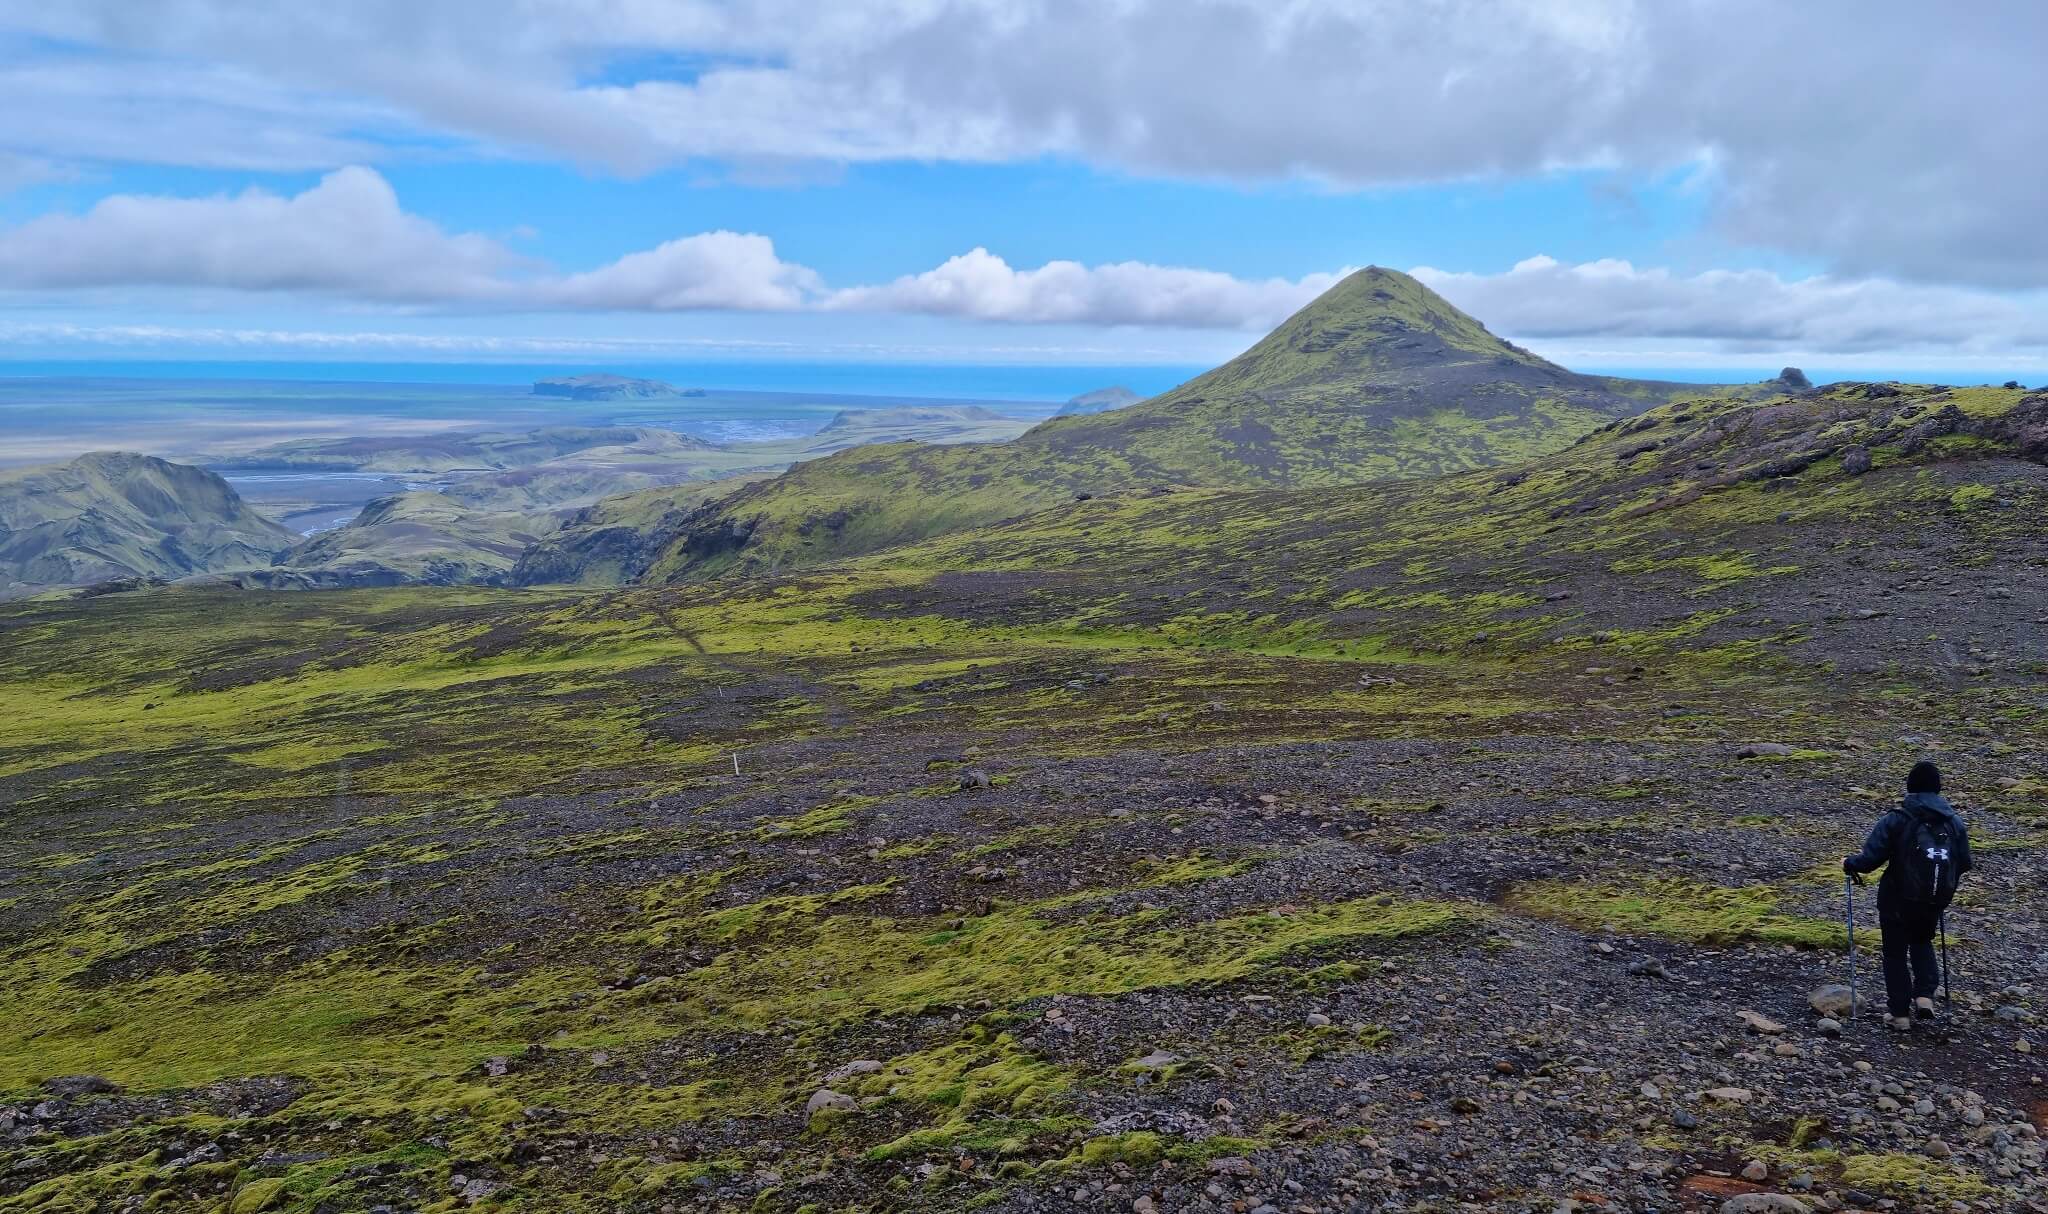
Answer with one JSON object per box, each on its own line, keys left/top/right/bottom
{"left": 957, "top": 768, "right": 993, "bottom": 790}
{"left": 1840, "top": 444, "right": 1872, "bottom": 476}
{"left": 1736, "top": 743, "right": 1796, "bottom": 759}
{"left": 1704, "top": 1086, "right": 1755, "bottom": 1105}
{"left": 1738, "top": 1010, "right": 1787, "bottom": 1035}
{"left": 1741, "top": 1159, "right": 1770, "bottom": 1181}
{"left": 1775, "top": 367, "right": 1813, "bottom": 390}
{"left": 1721, "top": 1195, "right": 1809, "bottom": 1214}
{"left": 1131, "top": 1050, "right": 1180, "bottom": 1072}
{"left": 805, "top": 1089, "right": 858, "bottom": 1117}
{"left": 41, "top": 1075, "right": 119, "bottom": 1099}
{"left": 1809, "top": 984, "right": 1859, "bottom": 1019}
{"left": 823, "top": 1060, "right": 882, "bottom": 1085}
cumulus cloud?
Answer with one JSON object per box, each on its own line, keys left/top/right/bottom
{"left": 0, "top": 168, "right": 821, "bottom": 312}
{"left": 0, "top": 168, "right": 1320, "bottom": 326}
{"left": 4, "top": 2, "right": 2046, "bottom": 285}
{"left": 0, "top": 167, "right": 516, "bottom": 301}
{"left": 1414, "top": 256, "right": 2048, "bottom": 354}
{"left": 827, "top": 249, "right": 1346, "bottom": 330}
{"left": 543, "top": 232, "right": 822, "bottom": 311}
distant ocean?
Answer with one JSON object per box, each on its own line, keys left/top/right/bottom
{"left": 0, "top": 361, "right": 1205, "bottom": 466}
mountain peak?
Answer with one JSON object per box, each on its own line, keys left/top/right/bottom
{"left": 1184, "top": 266, "right": 1564, "bottom": 402}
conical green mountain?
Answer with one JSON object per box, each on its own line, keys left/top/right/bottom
{"left": 1018, "top": 265, "right": 1646, "bottom": 485}
{"left": 516, "top": 268, "right": 1744, "bottom": 584}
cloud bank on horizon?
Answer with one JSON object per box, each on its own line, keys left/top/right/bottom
{"left": 0, "top": 0, "right": 2044, "bottom": 368}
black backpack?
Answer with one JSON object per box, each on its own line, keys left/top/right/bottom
{"left": 1892, "top": 807, "right": 1961, "bottom": 909}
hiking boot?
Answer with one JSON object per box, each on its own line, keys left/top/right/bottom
{"left": 1915, "top": 997, "right": 1938, "bottom": 1020}
{"left": 1887, "top": 1014, "right": 1914, "bottom": 1032}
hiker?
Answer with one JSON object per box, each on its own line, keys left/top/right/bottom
{"left": 1843, "top": 761, "right": 1974, "bottom": 1031}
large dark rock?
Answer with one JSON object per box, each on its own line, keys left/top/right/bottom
{"left": 42, "top": 1075, "right": 120, "bottom": 1098}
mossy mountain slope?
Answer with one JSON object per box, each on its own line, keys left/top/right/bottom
{"left": 3, "top": 387, "right": 2044, "bottom": 1212}
{"left": 0, "top": 451, "right": 294, "bottom": 598}
{"left": 862, "top": 382, "right": 2048, "bottom": 667}
{"left": 237, "top": 492, "right": 558, "bottom": 590}
{"left": 596, "top": 268, "right": 1753, "bottom": 584}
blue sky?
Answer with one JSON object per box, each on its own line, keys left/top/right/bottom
{"left": 0, "top": 2, "right": 2043, "bottom": 377}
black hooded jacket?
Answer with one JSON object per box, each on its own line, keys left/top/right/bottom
{"left": 1845, "top": 792, "right": 1974, "bottom": 907}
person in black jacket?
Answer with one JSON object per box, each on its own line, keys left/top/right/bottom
{"left": 1843, "top": 761, "right": 1974, "bottom": 1030}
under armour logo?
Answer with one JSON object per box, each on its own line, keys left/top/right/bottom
{"left": 1926, "top": 847, "right": 1950, "bottom": 861}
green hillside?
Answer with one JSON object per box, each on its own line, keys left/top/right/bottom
{"left": 505, "top": 474, "right": 772, "bottom": 586}
{"left": 243, "top": 493, "right": 560, "bottom": 589}
{"left": 2, "top": 384, "right": 2043, "bottom": 1213}
{"left": 608, "top": 267, "right": 1758, "bottom": 583}
{"left": 0, "top": 452, "right": 294, "bottom": 597}
{"left": 861, "top": 382, "right": 2048, "bottom": 655}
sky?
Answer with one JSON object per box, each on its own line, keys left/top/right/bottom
{"left": 0, "top": 0, "right": 2045, "bottom": 376}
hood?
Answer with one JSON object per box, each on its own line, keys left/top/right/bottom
{"left": 1901, "top": 791, "right": 1961, "bottom": 823}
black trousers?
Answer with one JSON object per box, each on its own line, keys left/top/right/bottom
{"left": 1878, "top": 899, "right": 1942, "bottom": 1015}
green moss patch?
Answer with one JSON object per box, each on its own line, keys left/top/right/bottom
{"left": 1504, "top": 878, "right": 1846, "bottom": 949}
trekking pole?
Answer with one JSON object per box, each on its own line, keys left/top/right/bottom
{"left": 1844, "top": 875, "right": 1858, "bottom": 1027}
{"left": 1939, "top": 911, "right": 1952, "bottom": 1014}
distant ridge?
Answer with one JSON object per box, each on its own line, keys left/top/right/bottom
{"left": 0, "top": 452, "right": 294, "bottom": 597}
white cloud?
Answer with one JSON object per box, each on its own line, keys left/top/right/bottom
{"left": 4, "top": 2, "right": 2045, "bottom": 286}
{"left": 0, "top": 169, "right": 820, "bottom": 312}
{"left": 0, "top": 167, "right": 515, "bottom": 301}
{"left": 543, "top": 232, "right": 821, "bottom": 311}
{"left": 0, "top": 169, "right": 1324, "bottom": 327}
{"left": 1413, "top": 256, "right": 2048, "bottom": 355}
{"left": 827, "top": 248, "right": 1347, "bottom": 330}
